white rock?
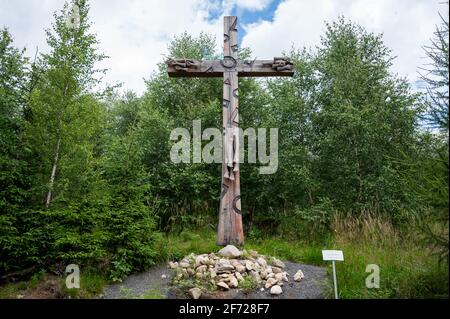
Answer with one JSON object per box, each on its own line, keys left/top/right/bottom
{"left": 270, "top": 285, "right": 283, "bottom": 295}
{"left": 187, "top": 253, "right": 195, "bottom": 259}
{"left": 179, "top": 262, "right": 190, "bottom": 268}
{"left": 252, "top": 263, "right": 262, "bottom": 272}
{"left": 260, "top": 270, "right": 268, "bottom": 280}
{"left": 265, "top": 277, "right": 278, "bottom": 289}
{"left": 256, "top": 257, "right": 267, "bottom": 268}
{"left": 168, "top": 261, "right": 178, "bottom": 269}
{"left": 260, "top": 288, "right": 265, "bottom": 292}
{"left": 235, "top": 265, "right": 246, "bottom": 273}
{"left": 274, "top": 273, "right": 284, "bottom": 282}
{"left": 294, "top": 270, "right": 305, "bottom": 282}
{"left": 195, "top": 272, "right": 204, "bottom": 279}
{"left": 217, "top": 264, "right": 235, "bottom": 273}
{"left": 272, "top": 267, "right": 282, "bottom": 274}
{"left": 248, "top": 250, "right": 259, "bottom": 257}
{"left": 161, "top": 274, "right": 167, "bottom": 279}
{"left": 235, "top": 272, "right": 244, "bottom": 282}
{"left": 187, "top": 268, "right": 195, "bottom": 276}
{"left": 196, "top": 265, "right": 208, "bottom": 273}
{"left": 195, "top": 255, "right": 208, "bottom": 267}
{"left": 209, "top": 269, "right": 217, "bottom": 278}
{"left": 217, "top": 282, "right": 230, "bottom": 290}
{"left": 218, "top": 245, "right": 242, "bottom": 258}
{"left": 229, "top": 276, "right": 239, "bottom": 288}
{"left": 189, "top": 288, "right": 202, "bottom": 299}
{"left": 218, "top": 258, "right": 231, "bottom": 265}
{"left": 250, "top": 271, "right": 261, "bottom": 284}
{"left": 271, "top": 258, "right": 285, "bottom": 268}
{"left": 245, "top": 260, "right": 254, "bottom": 271}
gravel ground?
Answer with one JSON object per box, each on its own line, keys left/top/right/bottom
{"left": 101, "top": 261, "right": 328, "bottom": 299}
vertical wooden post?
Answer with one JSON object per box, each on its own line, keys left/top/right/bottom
{"left": 217, "top": 16, "right": 244, "bottom": 246}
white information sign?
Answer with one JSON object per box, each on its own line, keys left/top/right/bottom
{"left": 322, "top": 250, "right": 344, "bottom": 261}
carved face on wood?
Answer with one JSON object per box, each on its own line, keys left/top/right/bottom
{"left": 272, "top": 57, "right": 293, "bottom": 71}
{"left": 168, "top": 59, "right": 200, "bottom": 72}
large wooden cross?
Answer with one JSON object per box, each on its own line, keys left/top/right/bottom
{"left": 168, "top": 16, "right": 294, "bottom": 246}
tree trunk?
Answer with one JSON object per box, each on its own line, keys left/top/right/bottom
{"left": 45, "top": 137, "right": 61, "bottom": 208}
{"left": 45, "top": 79, "right": 69, "bottom": 209}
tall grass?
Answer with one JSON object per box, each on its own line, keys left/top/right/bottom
{"left": 330, "top": 213, "right": 448, "bottom": 298}
{"left": 155, "top": 211, "right": 448, "bottom": 299}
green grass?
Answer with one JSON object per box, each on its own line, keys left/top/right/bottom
{"left": 329, "top": 214, "right": 449, "bottom": 299}
{"left": 239, "top": 275, "right": 259, "bottom": 292}
{"left": 0, "top": 281, "right": 28, "bottom": 299}
{"left": 61, "top": 271, "right": 109, "bottom": 299}
{"left": 332, "top": 240, "right": 449, "bottom": 299}
{"left": 0, "top": 271, "right": 108, "bottom": 299}
{"left": 1, "top": 215, "right": 447, "bottom": 299}
{"left": 162, "top": 223, "right": 448, "bottom": 299}
{"left": 140, "top": 288, "right": 165, "bottom": 299}
{"left": 163, "top": 229, "right": 218, "bottom": 261}
{"left": 0, "top": 270, "right": 46, "bottom": 299}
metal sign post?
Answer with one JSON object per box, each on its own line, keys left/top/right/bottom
{"left": 332, "top": 260, "right": 338, "bottom": 299}
{"left": 322, "top": 250, "right": 344, "bottom": 299}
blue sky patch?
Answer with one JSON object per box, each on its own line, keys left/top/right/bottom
{"left": 206, "top": 0, "right": 282, "bottom": 44}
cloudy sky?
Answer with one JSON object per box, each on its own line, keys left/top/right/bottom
{"left": 0, "top": 0, "right": 446, "bottom": 94}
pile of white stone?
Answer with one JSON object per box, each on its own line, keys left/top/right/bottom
{"left": 168, "top": 245, "right": 305, "bottom": 299}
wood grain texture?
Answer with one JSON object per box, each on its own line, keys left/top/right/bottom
{"left": 168, "top": 60, "right": 294, "bottom": 77}
{"left": 217, "top": 16, "right": 244, "bottom": 246}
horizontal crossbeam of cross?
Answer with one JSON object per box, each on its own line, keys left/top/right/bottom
{"left": 167, "top": 58, "right": 294, "bottom": 78}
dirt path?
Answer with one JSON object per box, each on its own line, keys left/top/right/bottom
{"left": 101, "top": 261, "right": 329, "bottom": 299}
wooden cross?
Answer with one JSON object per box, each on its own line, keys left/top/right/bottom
{"left": 167, "top": 16, "right": 294, "bottom": 246}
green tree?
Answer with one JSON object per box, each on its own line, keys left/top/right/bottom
{"left": 409, "top": 4, "right": 449, "bottom": 263}
{"left": 26, "top": 0, "right": 107, "bottom": 208}
{"left": 0, "top": 28, "right": 30, "bottom": 214}
{"left": 0, "top": 29, "right": 33, "bottom": 273}
{"left": 420, "top": 6, "right": 449, "bottom": 131}
{"left": 309, "top": 18, "right": 419, "bottom": 214}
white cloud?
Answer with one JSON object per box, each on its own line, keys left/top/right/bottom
{"left": 241, "top": 0, "right": 444, "bottom": 83}
{"left": 234, "top": 0, "right": 273, "bottom": 11}
{"left": 89, "top": 0, "right": 232, "bottom": 93}
{"left": 0, "top": 0, "right": 446, "bottom": 94}
{"left": 1, "top": 0, "right": 230, "bottom": 94}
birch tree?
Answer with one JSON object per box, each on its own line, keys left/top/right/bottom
{"left": 26, "top": 0, "right": 107, "bottom": 208}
